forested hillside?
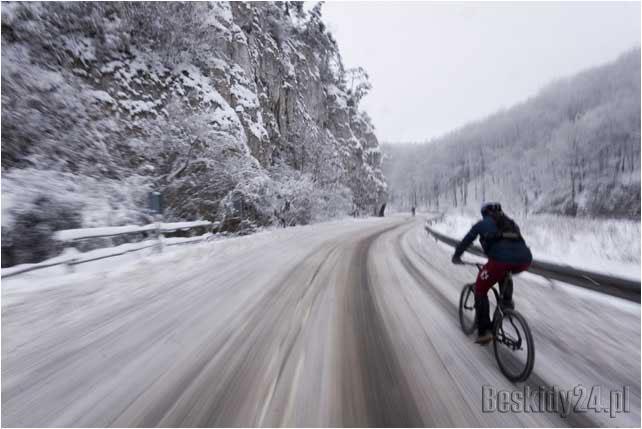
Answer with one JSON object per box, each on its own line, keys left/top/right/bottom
{"left": 1, "top": 2, "right": 386, "bottom": 265}
{"left": 384, "top": 49, "right": 640, "bottom": 219}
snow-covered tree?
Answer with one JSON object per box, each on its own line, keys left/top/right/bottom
{"left": 383, "top": 49, "right": 640, "bottom": 219}
{"left": 1, "top": 1, "right": 387, "bottom": 265}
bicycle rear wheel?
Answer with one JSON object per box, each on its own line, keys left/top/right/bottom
{"left": 458, "top": 283, "right": 477, "bottom": 335}
{"left": 493, "top": 309, "right": 535, "bottom": 382}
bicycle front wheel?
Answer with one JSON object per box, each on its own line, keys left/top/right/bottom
{"left": 493, "top": 309, "right": 535, "bottom": 382}
{"left": 458, "top": 283, "right": 477, "bottom": 335}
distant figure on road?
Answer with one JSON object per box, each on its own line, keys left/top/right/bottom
{"left": 411, "top": 206, "right": 416, "bottom": 217}
{"left": 451, "top": 202, "right": 532, "bottom": 344}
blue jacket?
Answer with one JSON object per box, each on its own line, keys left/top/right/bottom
{"left": 453, "top": 215, "right": 533, "bottom": 264}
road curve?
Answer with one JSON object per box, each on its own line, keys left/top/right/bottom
{"left": 2, "top": 216, "right": 640, "bottom": 427}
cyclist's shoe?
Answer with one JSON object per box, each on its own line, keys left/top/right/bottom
{"left": 475, "top": 333, "right": 494, "bottom": 345}
{"left": 501, "top": 299, "right": 515, "bottom": 310}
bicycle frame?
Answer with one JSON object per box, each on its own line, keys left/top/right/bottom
{"left": 459, "top": 261, "right": 522, "bottom": 350}
{"left": 457, "top": 259, "right": 535, "bottom": 381}
{"left": 492, "top": 275, "right": 523, "bottom": 351}
{"left": 460, "top": 261, "right": 511, "bottom": 306}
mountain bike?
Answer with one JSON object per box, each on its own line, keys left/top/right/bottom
{"left": 458, "top": 261, "right": 535, "bottom": 382}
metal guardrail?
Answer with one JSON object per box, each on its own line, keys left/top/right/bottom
{"left": 2, "top": 222, "right": 216, "bottom": 279}
{"left": 54, "top": 221, "right": 216, "bottom": 241}
{"left": 425, "top": 223, "right": 641, "bottom": 303}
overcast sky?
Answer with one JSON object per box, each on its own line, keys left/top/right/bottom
{"left": 321, "top": 1, "right": 641, "bottom": 142}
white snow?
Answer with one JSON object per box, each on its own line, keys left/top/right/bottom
{"left": 326, "top": 84, "right": 348, "bottom": 108}
{"left": 54, "top": 225, "right": 156, "bottom": 241}
{"left": 1, "top": 248, "right": 81, "bottom": 278}
{"left": 1, "top": 217, "right": 386, "bottom": 285}
{"left": 85, "top": 89, "right": 116, "bottom": 105}
{"left": 205, "top": 1, "right": 235, "bottom": 40}
{"left": 173, "top": 63, "right": 245, "bottom": 140}
{"left": 231, "top": 83, "right": 260, "bottom": 109}
{"left": 160, "top": 220, "right": 216, "bottom": 232}
{"left": 519, "top": 271, "right": 640, "bottom": 316}
{"left": 1, "top": 168, "right": 150, "bottom": 229}
{"left": 4, "top": 216, "right": 637, "bottom": 427}
{"left": 2, "top": 232, "right": 214, "bottom": 279}
{"left": 54, "top": 220, "right": 214, "bottom": 241}
{"left": 101, "top": 60, "right": 126, "bottom": 74}
{"left": 431, "top": 210, "right": 641, "bottom": 281}
{"left": 230, "top": 65, "right": 260, "bottom": 110}
{"left": 119, "top": 99, "right": 161, "bottom": 115}
{"left": 61, "top": 35, "right": 96, "bottom": 64}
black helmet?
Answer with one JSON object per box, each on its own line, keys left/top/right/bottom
{"left": 480, "top": 202, "right": 502, "bottom": 217}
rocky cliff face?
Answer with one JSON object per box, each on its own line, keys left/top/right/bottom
{"left": 1, "top": 2, "right": 387, "bottom": 265}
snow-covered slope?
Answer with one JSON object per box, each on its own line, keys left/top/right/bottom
{"left": 431, "top": 210, "right": 640, "bottom": 281}
{"left": 382, "top": 49, "right": 640, "bottom": 219}
{"left": 1, "top": 2, "right": 387, "bottom": 266}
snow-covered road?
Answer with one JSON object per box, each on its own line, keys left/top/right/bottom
{"left": 2, "top": 215, "right": 640, "bottom": 427}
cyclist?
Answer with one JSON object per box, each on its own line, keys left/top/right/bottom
{"left": 451, "top": 203, "right": 532, "bottom": 344}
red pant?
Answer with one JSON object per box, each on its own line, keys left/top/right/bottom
{"left": 475, "top": 259, "right": 530, "bottom": 297}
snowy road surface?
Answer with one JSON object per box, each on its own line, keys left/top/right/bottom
{"left": 2, "top": 215, "right": 640, "bottom": 427}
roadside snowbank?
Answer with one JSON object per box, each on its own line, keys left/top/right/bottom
{"left": 1, "top": 233, "right": 217, "bottom": 279}
{"left": 431, "top": 210, "right": 640, "bottom": 281}
{"left": 1, "top": 216, "right": 395, "bottom": 288}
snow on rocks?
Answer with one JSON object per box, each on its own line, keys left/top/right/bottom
{"left": 2, "top": 2, "right": 387, "bottom": 268}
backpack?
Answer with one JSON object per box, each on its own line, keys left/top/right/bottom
{"left": 491, "top": 212, "right": 523, "bottom": 241}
